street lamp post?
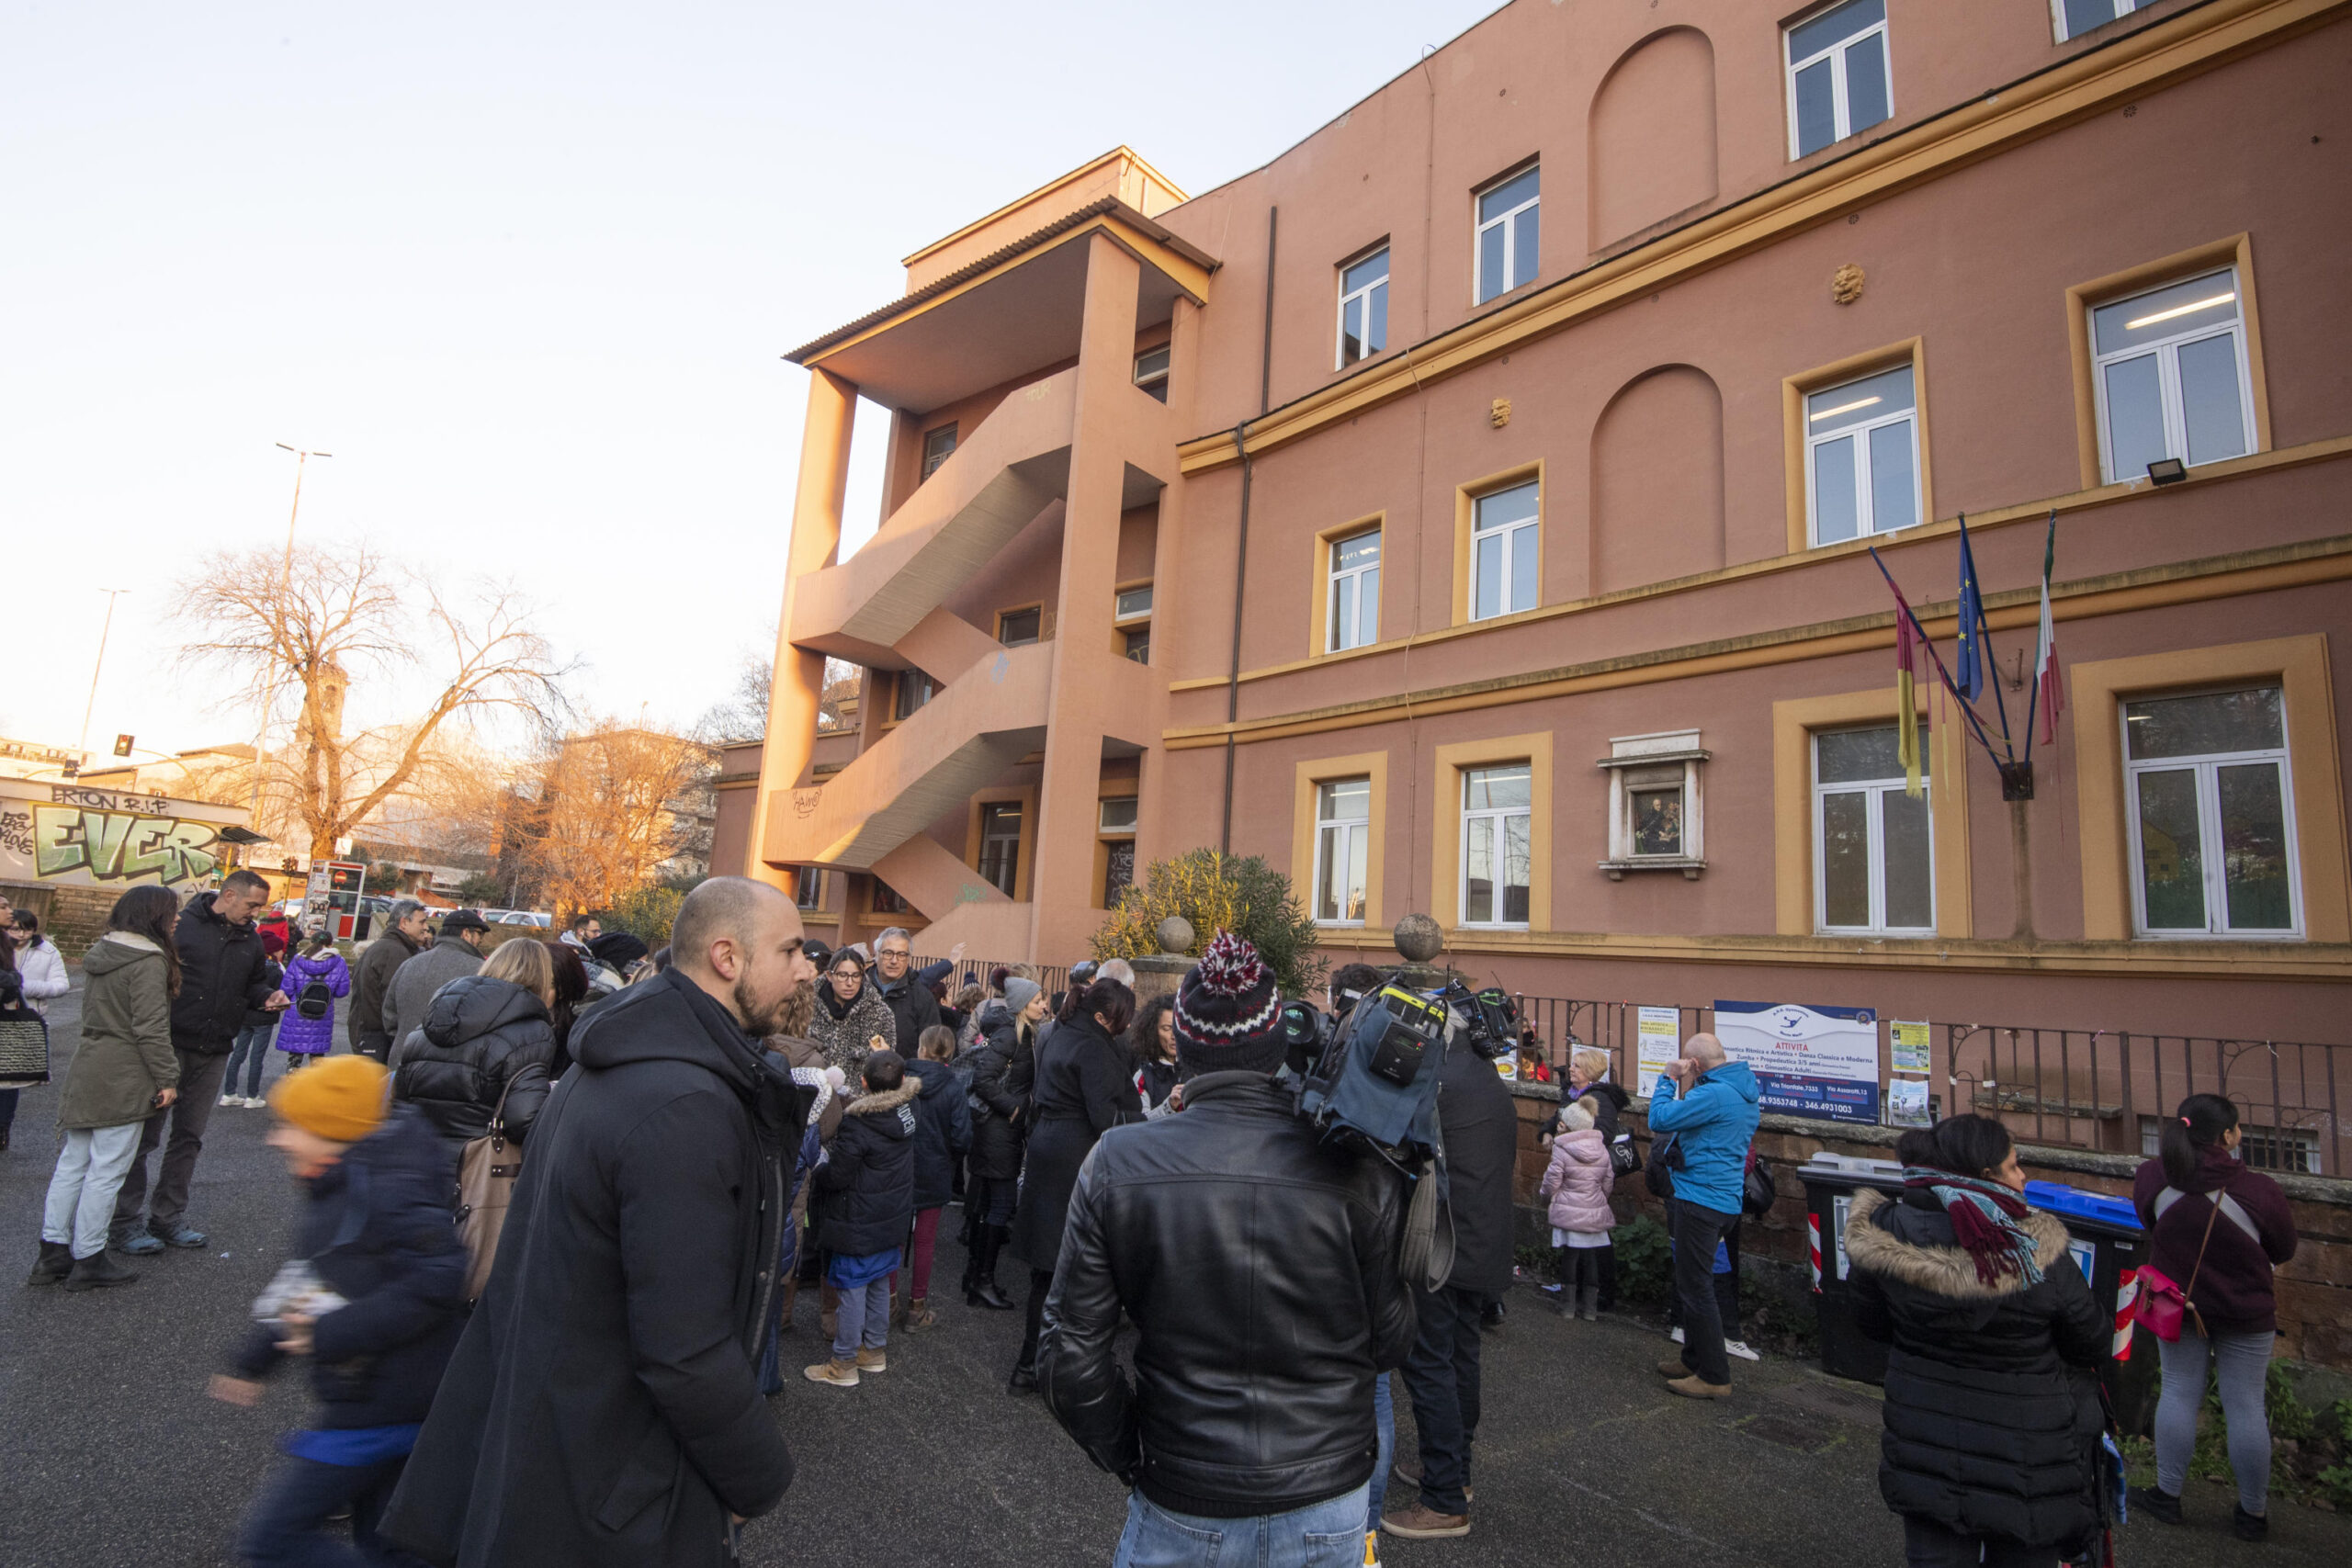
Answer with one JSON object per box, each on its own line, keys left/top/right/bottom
{"left": 249, "top": 444, "right": 333, "bottom": 853}
{"left": 74, "top": 588, "right": 130, "bottom": 769}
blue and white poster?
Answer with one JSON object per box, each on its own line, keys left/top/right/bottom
{"left": 1713, "top": 1001, "right": 1881, "bottom": 1125}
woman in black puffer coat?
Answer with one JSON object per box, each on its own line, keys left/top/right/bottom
{"left": 1848, "top": 1115, "right": 2109, "bottom": 1568}
{"left": 1006, "top": 979, "right": 1139, "bottom": 1392}
{"left": 960, "top": 977, "right": 1043, "bottom": 1310}
{"left": 390, "top": 948, "right": 559, "bottom": 1147}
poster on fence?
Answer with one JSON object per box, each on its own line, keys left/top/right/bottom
{"left": 1884, "top": 1077, "right": 1932, "bottom": 1128}
{"left": 1635, "top": 1006, "right": 1680, "bottom": 1092}
{"left": 1890, "top": 1019, "right": 1932, "bottom": 1074}
{"left": 1713, "top": 1000, "right": 1882, "bottom": 1124}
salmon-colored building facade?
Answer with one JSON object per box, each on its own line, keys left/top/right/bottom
{"left": 718, "top": 0, "right": 2352, "bottom": 1162}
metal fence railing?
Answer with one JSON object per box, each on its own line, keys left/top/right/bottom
{"left": 1510, "top": 997, "right": 2351, "bottom": 1180}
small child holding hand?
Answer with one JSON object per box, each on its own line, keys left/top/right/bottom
{"left": 1537, "top": 1098, "right": 1615, "bottom": 1321}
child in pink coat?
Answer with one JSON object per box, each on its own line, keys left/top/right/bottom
{"left": 1537, "top": 1099, "right": 1615, "bottom": 1320}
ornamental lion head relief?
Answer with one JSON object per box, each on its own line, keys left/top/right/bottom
{"left": 791, "top": 787, "right": 821, "bottom": 818}
{"left": 1831, "top": 264, "right": 1866, "bottom": 305}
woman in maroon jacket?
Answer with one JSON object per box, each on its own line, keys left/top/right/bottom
{"left": 2130, "top": 1093, "right": 2299, "bottom": 1542}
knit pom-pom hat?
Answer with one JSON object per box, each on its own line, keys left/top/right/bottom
{"left": 1173, "top": 931, "right": 1285, "bottom": 1076}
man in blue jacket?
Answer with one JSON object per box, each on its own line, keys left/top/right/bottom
{"left": 1646, "top": 1032, "right": 1759, "bottom": 1399}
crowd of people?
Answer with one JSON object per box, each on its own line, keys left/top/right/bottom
{"left": 3, "top": 874, "right": 2313, "bottom": 1565}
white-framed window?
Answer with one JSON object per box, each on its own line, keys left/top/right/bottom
{"left": 1327, "top": 527, "right": 1381, "bottom": 651}
{"left": 1098, "top": 796, "right": 1138, "bottom": 833}
{"left": 921, "top": 423, "right": 957, "bottom": 480}
{"left": 1338, "top": 247, "right": 1389, "bottom": 368}
{"left": 2124, "top": 686, "right": 2299, "bottom": 938}
{"left": 1807, "top": 363, "right": 1920, "bottom": 545}
{"left": 1470, "top": 481, "right": 1540, "bottom": 621}
{"left": 1114, "top": 584, "right": 1153, "bottom": 624}
{"left": 1313, "top": 777, "right": 1372, "bottom": 925}
{"left": 2054, "top": 0, "right": 2143, "bottom": 41}
{"left": 1460, "top": 763, "right": 1532, "bottom": 928}
{"left": 1134, "top": 346, "right": 1170, "bottom": 402}
{"left": 1787, "top": 0, "right": 1892, "bottom": 159}
{"left": 794, "top": 865, "right": 823, "bottom": 909}
{"left": 1474, "top": 165, "right": 1540, "bottom": 305}
{"left": 1813, "top": 726, "right": 1934, "bottom": 935}
{"left": 2092, "top": 267, "right": 2254, "bottom": 484}
{"left": 978, "top": 803, "right": 1022, "bottom": 897}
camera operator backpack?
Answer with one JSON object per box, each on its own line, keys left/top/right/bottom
{"left": 1296, "top": 984, "right": 1461, "bottom": 1289}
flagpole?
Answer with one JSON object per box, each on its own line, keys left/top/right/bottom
{"left": 1868, "top": 548, "right": 2007, "bottom": 764}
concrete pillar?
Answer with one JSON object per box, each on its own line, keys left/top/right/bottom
{"left": 750, "top": 368, "right": 858, "bottom": 893}
{"left": 1029, "top": 234, "right": 1142, "bottom": 959}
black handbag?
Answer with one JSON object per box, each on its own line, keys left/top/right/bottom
{"left": 1608, "top": 1130, "right": 1643, "bottom": 1178}
{"left": 1741, "top": 1148, "right": 1778, "bottom": 1217}
{"left": 0, "top": 1003, "right": 51, "bottom": 1087}
{"left": 1644, "top": 1131, "right": 1682, "bottom": 1199}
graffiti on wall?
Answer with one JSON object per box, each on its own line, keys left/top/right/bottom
{"left": 21, "top": 805, "right": 222, "bottom": 886}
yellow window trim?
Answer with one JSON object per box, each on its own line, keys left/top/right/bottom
{"left": 1172, "top": 0, "right": 2325, "bottom": 478}
{"left": 1772, "top": 688, "right": 1973, "bottom": 940}
{"left": 1781, "top": 338, "right": 1934, "bottom": 558}
{"left": 1308, "top": 512, "right": 1385, "bottom": 660}
{"left": 1453, "top": 463, "right": 1544, "bottom": 629}
{"left": 1290, "top": 751, "right": 1390, "bottom": 930}
{"left": 2069, "top": 635, "right": 2346, "bottom": 943}
{"left": 962, "top": 785, "right": 1040, "bottom": 904}
{"left": 2065, "top": 233, "right": 2271, "bottom": 491}
{"left": 1430, "top": 732, "right": 1554, "bottom": 932}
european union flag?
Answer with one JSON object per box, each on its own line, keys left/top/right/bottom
{"left": 1954, "top": 515, "right": 1987, "bottom": 702}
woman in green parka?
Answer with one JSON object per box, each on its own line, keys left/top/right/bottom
{"left": 28, "top": 886, "right": 183, "bottom": 1292}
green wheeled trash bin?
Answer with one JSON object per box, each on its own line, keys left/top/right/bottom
{"left": 2024, "top": 1179, "right": 2161, "bottom": 1436}
{"left": 1796, "top": 1154, "right": 1909, "bottom": 1384}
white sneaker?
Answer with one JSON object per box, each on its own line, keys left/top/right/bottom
{"left": 218, "top": 1094, "right": 237, "bottom": 1107}
{"left": 244, "top": 1097, "right": 268, "bottom": 1108}
{"left": 1668, "top": 1325, "right": 1685, "bottom": 1344}
{"left": 1726, "top": 1340, "right": 1761, "bottom": 1362}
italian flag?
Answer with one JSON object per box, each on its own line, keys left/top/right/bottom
{"left": 2033, "top": 515, "right": 2064, "bottom": 744}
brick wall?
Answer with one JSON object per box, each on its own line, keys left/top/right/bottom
{"left": 1, "top": 881, "right": 119, "bottom": 961}
{"left": 1505, "top": 1078, "right": 2352, "bottom": 1371}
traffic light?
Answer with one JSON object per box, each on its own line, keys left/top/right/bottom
{"left": 113, "top": 734, "right": 134, "bottom": 757}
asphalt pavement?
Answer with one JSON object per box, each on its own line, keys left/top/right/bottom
{"left": 6, "top": 975, "right": 2347, "bottom": 1566}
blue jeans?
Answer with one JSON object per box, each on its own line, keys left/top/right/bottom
{"left": 1366, "top": 1373, "right": 1394, "bottom": 1529}
{"left": 225, "top": 1022, "right": 277, "bottom": 1100}
{"left": 1115, "top": 1485, "right": 1369, "bottom": 1568}
{"left": 2155, "top": 1325, "right": 2273, "bottom": 1515}
{"left": 236, "top": 1452, "right": 423, "bottom": 1567}
{"left": 832, "top": 1273, "right": 891, "bottom": 1361}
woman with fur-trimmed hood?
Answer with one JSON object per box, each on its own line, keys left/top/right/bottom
{"left": 1847, "top": 1114, "right": 2109, "bottom": 1567}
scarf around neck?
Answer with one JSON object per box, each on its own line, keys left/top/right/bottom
{"left": 1901, "top": 1166, "right": 2044, "bottom": 1288}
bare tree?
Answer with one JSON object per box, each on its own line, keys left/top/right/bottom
{"left": 695, "top": 654, "right": 859, "bottom": 742}
{"left": 175, "top": 543, "right": 571, "bottom": 861}
{"left": 506, "top": 721, "right": 717, "bottom": 916}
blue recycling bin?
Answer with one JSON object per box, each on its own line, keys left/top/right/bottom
{"left": 2023, "top": 1180, "right": 2160, "bottom": 1435}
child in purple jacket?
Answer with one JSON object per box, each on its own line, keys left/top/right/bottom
{"left": 276, "top": 938, "right": 353, "bottom": 1071}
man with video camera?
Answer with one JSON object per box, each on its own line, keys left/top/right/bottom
{"left": 1036, "top": 933, "right": 1416, "bottom": 1566}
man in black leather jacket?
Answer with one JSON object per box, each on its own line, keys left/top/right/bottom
{"left": 1039, "top": 932, "right": 1414, "bottom": 1563}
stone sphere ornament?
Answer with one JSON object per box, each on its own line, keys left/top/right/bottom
{"left": 1392, "top": 913, "right": 1444, "bottom": 964}
{"left": 1156, "top": 916, "right": 1196, "bottom": 955}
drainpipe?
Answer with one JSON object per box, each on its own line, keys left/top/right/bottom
{"left": 1219, "top": 206, "right": 1277, "bottom": 852}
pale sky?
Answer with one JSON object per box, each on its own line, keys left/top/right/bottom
{"left": 7, "top": 0, "right": 1503, "bottom": 769}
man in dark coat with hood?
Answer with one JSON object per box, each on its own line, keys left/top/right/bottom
{"left": 382, "top": 877, "right": 815, "bottom": 1568}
